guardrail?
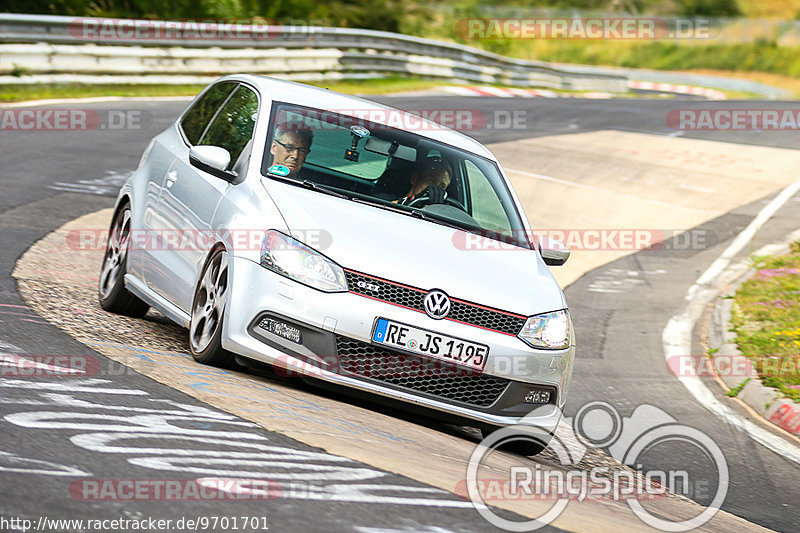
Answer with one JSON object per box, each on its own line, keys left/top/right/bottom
{"left": 0, "top": 13, "right": 790, "bottom": 99}
{"left": 0, "top": 14, "right": 627, "bottom": 92}
{"left": 555, "top": 63, "right": 791, "bottom": 100}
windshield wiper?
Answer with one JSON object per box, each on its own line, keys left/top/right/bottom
{"left": 352, "top": 196, "right": 429, "bottom": 219}
{"left": 300, "top": 180, "right": 351, "bottom": 199}
{"left": 360, "top": 198, "right": 513, "bottom": 241}
{"left": 352, "top": 197, "right": 486, "bottom": 234}
{"left": 265, "top": 173, "right": 350, "bottom": 200}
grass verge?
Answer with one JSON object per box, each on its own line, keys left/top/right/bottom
{"left": 0, "top": 78, "right": 448, "bottom": 103}
{"left": 684, "top": 69, "right": 800, "bottom": 98}
{"left": 0, "top": 84, "right": 207, "bottom": 102}
{"left": 730, "top": 241, "right": 800, "bottom": 402}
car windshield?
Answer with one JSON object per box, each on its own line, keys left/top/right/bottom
{"left": 262, "top": 102, "right": 530, "bottom": 249}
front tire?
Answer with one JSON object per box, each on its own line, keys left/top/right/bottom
{"left": 98, "top": 203, "right": 149, "bottom": 317}
{"left": 189, "top": 248, "right": 235, "bottom": 368}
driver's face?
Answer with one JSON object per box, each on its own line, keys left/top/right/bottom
{"left": 270, "top": 132, "right": 311, "bottom": 177}
{"left": 409, "top": 163, "right": 451, "bottom": 195}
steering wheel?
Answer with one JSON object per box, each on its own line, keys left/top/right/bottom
{"left": 406, "top": 192, "right": 467, "bottom": 212}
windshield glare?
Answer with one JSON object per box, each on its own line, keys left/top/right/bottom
{"left": 262, "top": 102, "right": 530, "bottom": 249}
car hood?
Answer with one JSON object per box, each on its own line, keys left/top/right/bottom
{"left": 262, "top": 179, "right": 566, "bottom": 316}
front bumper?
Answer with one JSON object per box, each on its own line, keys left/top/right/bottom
{"left": 222, "top": 256, "right": 575, "bottom": 428}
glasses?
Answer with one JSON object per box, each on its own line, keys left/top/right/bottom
{"left": 274, "top": 138, "right": 310, "bottom": 155}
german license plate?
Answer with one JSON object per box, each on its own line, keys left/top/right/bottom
{"left": 372, "top": 318, "right": 488, "bottom": 371}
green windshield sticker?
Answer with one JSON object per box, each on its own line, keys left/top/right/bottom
{"left": 268, "top": 164, "right": 291, "bottom": 176}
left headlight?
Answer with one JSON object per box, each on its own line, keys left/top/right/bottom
{"left": 260, "top": 230, "right": 347, "bottom": 292}
{"left": 518, "top": 309, "right": 571, "bottom": 350}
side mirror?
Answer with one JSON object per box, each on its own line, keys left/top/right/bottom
{"left": 189, "top": 145, "right": 236, "bottom": 182}
{"left": 538, "top": 236, "right": 570, "bottom": 266}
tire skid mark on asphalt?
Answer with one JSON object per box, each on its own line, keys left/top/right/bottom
{"left": 47, "top": 170, "right": 132, "bottom": 196}
{"left": 0, "top": 303, "right": 46, "bottom": 323}
{"left": 0, "top": 449, "right": 91, "bottom": 477}
{"left": 1, "top": 377, "right": 475, "bottom": 509}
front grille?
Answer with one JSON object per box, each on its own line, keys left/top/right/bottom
{"left": 344, "top": 269, "right": 527, "bottom": 336}
{"left": 335, "top": 335, "right": 510, "bottom": 407}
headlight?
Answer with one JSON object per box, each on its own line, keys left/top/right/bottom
{"left": 259, "top": 230, "right": 347, "bottom": 292}
{"left": 518, "top": 309, "right": 571, "bottom": 350}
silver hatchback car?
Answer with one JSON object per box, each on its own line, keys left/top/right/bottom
{"left": 99, "top": 74, "right": 574, "bottom": 454}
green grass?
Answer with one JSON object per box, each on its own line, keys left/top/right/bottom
{"left": 727, "top": 378, "right": 751, "bottom": 397}
{"left": 408, "top": 9, "right": 800, "bottom": 90}
{"left": 0, "top": 78, "right": 449, "bottom": 103}
{"left": 304, "top": 77, "right": 447, "bottom": 95}
{"left": 730, "top": 241, "right": 800, "bottom": 402}
{"left": 448, "top": 38, "right": 800, "bottom": 81}
{"left": 0, "top": 83, "right": 207, "bottom": 102}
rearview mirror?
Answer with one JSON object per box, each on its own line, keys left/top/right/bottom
{"left": 364, "top": 137, "right": 416, "bottom": 162}
{"left": 189, "top": 145, "right": 236, "bottom": 182}
{"left": 538, "top": 236, "right": 570, "bottom": 266}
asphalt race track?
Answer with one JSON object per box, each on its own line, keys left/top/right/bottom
{"left": 2, "top": 94, "right": 799, "bottom": 532}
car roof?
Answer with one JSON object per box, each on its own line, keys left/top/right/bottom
{"left": 218, "top": 74, "right": 496, "bottom": 161}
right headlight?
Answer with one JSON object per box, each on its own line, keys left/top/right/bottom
{"left": 259, "top": 230, "right": 347, "bottom": 292}
{"left": 518, "top": 309, "right": 571, "bottom": 350}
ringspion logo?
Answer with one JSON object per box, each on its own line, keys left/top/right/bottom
{"left": 464, "top": 402, "right": 728, "bottom": 531}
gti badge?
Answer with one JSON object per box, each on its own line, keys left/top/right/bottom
{"left": 356, "top": 280, "right": 380, "bottom": 292}
{"left": 423, "top": 290, "right": 451, "bottom": 320}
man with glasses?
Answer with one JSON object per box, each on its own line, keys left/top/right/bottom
{"left": 398, "top": 155, "right": 453, "bottom": 206}
{"left": 269, "top": 127, "right": 313, "bottom": 178}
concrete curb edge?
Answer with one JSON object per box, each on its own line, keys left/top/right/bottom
{"left": 708, "top": 236, "right": 800, "bottom": 437}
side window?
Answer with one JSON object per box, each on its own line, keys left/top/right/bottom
{"left": 199, "top": 85, "right": 259, "bottom": 170}
{"left": 180, "top": 82, "right": 237, "bottom": 145}
{"left": 464, "top": 160, "right": 512, "bottom": 234}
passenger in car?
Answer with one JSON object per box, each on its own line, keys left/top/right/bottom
{"left": 269, "top": 127, "right": 313, "bottom": 178}
{"left": 397, "top": 156, "right": 453, "bottom": 206}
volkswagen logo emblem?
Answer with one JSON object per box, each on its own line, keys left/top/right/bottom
{"left": 423, "top": 290, "right": 451, "bottom": 320}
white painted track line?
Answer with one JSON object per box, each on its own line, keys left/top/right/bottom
{"left": 663, "top": 178, "right": 800, "bottom": 464}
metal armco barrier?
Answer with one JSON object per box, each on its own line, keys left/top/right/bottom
{"left": 0, "top": 13, "right": 621, "bottom": 91}
{"left": 0, "top": 13, "right": 790, "bottom": 98}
